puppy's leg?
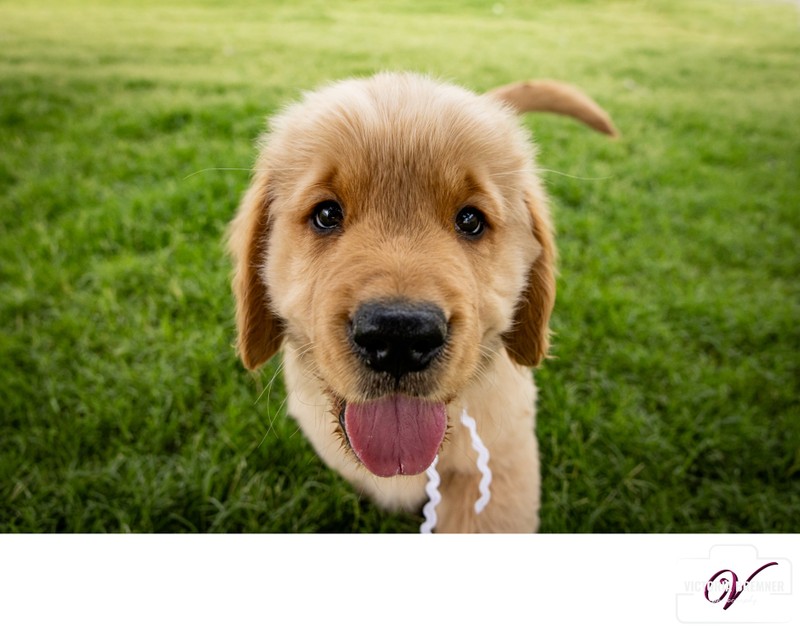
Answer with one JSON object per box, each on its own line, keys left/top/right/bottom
{"left": 433, "top": 352, "right": 541, "bottom": 533}
{"left": 435, "top": 431, "right": 540, "bottom": 533}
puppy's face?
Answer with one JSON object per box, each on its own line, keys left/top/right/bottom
{"left": 230, "top": 74, "right": 556, "bottom": 478}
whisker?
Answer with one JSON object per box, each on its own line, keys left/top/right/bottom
{"left": 537, "top": 167, "right": 614, "bottom": 182}
{"left": 257, "top": 393, "right": 291, "bottom": 449}
{"left": 255, "top": 354, "right": 291, "bottom": 448}
{"left": 182, "top": 167, "right": 254, "bottom": 180}
{"left": 183, "top": 164, "right": 313, "bottom": 180}
{"left": 255, "top": 353, "right": 289, "bottom": 404}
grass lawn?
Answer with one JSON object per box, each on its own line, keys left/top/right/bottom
{"left": 1, "top": 0, "right": 798, "bottom": 533}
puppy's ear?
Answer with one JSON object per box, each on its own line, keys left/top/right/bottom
{"left": 502, "top": 191, "right": 556, "bottom": 367}
{"left": 227, "top": 170, "right": 284, "bottom": 370}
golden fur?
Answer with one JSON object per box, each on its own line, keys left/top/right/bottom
{"left": 228, "top": 72, "right": 614, "bottom": 533}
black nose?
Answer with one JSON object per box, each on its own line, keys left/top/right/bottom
{"left": 350, "top": 301, "right": 447, "bottom": 379}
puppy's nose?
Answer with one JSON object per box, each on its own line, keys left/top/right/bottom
{"left": 350, "top": 301, "right": 447, "bottom": 379}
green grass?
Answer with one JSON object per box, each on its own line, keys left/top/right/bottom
{"left": 1, "top": 0, "right": 798, "bottom": 533}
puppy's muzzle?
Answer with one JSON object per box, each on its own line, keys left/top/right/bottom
{"left": 349, "top": 300, "right": 447, "bottom": 379}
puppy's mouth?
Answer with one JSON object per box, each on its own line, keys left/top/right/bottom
{"left": 334, "top": 394, "right": 447, "bottom": 477}
{"left": 325, "top": 298, "right": 452, "bottom": 477}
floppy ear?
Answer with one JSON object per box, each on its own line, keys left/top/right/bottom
{"left": 227, "top": 169, "right": 284, "bottom": 370}
{"left": 502, "top": 190, "right": 557, "bottom": 367}
{"left": 489, "top": 78, "right": 615, "bottom": 365}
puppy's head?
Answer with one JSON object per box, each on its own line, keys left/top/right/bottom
{"left": 229, "top": 73, "right": 613, "bottom": 477}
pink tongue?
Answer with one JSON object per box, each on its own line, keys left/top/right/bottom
{"left": 343, "top": 395, "right": 447, "bottom": 477}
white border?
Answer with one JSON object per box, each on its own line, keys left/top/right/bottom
{"left": 0, "top": 534, "right": 797, "bottom": 630}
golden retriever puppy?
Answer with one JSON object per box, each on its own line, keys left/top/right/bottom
{"left": 228, "top": 72, "right": 615, "bottom": 533}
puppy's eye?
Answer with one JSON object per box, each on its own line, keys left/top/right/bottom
{"left": 454, "top": 206, "right": 487, "bottom": 238}
{"left": 311, "top": 200, "right": 344, "bottom": 233}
